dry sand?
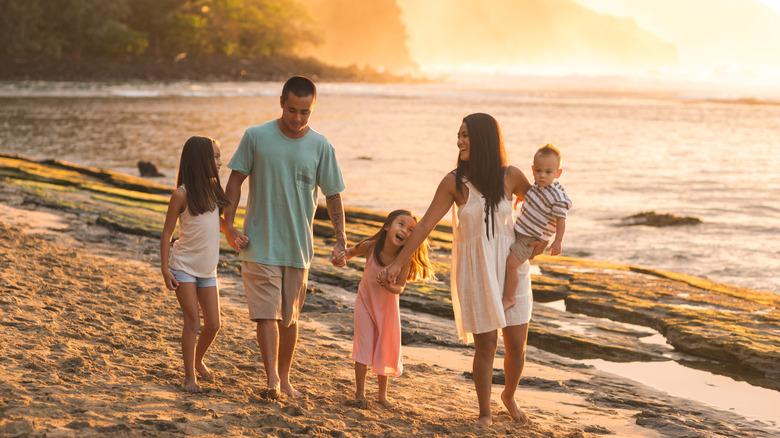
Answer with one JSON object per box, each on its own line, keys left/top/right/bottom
{"left": 0, "top": 194, "right": 773, "bottom": 437}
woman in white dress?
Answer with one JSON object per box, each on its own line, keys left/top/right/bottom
{"left": 379, "top": 113, "right": 544, "bottom": 427}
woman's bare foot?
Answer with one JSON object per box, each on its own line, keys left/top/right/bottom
{"left": 183, "top": 380, "right": 201, "bottom": 393}
{"left": 502, "top": 296, "right": 515, "bottom": 311}
{"left": 195, "top": 363, "right": 213, "bottom": 382}
{"left": 475, "top": 415, "right": 492, "bottom": 427}
{"left": 501, "top": 390, "right": 528, "bottom": 424}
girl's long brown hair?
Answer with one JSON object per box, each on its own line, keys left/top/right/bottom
{"left": 455, "top": 113, "right": 508, "bottom": 239}
{"left": 357, "top": 209, "right": 435, "bottom": 282}
{"left": 176, "top": 136, "right": 230, "bottom": 215}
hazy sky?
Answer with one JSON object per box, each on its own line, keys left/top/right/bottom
{"left": 569, "top": 0, "right": 780, "bottom": 76}
{"left": 395, "top": 0, "right": 780, "bottom": 81}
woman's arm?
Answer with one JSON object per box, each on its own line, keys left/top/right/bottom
{"left": 506, "top": 165, "right": 532, "bottom": 202}
{"left": 380, "top": 173, "right": 457, "bottom": 285}
{"left": 160, "top": 187, "right": 186, "bottom": 290}
{"left": 380, "top": 259, "right": 412, "bottom": 294}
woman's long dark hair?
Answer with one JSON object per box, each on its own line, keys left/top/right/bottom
{"left": 455, "top": 113, "right": 508, "bottom": 238}
{"left": 176, "top": 136, "right": 230, "bottom": 216}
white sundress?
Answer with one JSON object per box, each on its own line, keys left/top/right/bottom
{"left": 451, "top": 180, "right": 533, "bottom": 344}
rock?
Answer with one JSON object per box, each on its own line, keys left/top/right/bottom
{"left": 137, "top": 160, "right": 164, "bottom": 177}
{"left": 620, "top": 211, "right": 702, "bottom": 227}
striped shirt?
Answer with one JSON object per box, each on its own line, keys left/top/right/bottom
{"left": 514, "top": 181, "right": 572, "bottom": 241}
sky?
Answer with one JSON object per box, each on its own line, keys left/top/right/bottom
{"left": 752, "top": 0, "right": 780, "bottom": 12}
{"left": 393, "top": 0, "right": 780, "bottom": 90}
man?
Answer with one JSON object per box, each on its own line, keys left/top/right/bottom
{"left": 224, "top": 75, "right": 347, "bottom": 397}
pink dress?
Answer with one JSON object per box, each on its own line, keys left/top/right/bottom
{"left": 352, "top": 252, "right": 403, "bottom": 377}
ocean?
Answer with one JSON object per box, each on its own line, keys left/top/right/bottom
{"left": 1, "top": 77, "right": 778, "bottom": 293}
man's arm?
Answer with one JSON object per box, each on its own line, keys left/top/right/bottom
{"left": 326, "top": 193, "right": 347, "bottom": 267}
{"left": 224, "top": 170, "right": 249, "bottom": 252}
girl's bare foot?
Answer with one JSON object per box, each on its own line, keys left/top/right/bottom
{"left": 475, "top": 415, "right": 492, "bottom": 427}
{"left": 501, "top": 390, "right": 528, "bottom": 424}
{"left": 377, "top": 395, "right": 393, "bottom": 408}
{"left": 183, "top": 380, "right": 202, "bottom": 393}
{"left": 195, "top": 363, "right": 213, "bottom": 382}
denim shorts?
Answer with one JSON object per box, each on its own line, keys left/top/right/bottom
{"left": 170, "top": 268, "right": 217, "bottom": 288}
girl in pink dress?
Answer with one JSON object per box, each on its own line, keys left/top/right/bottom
{"left": 345, "top": 209, "right": 435, "bottom": 407}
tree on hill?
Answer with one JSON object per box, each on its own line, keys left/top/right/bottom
{"left": 0, "top": 0, "right": 316, "bottom": 58}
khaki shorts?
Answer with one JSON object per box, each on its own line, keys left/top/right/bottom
{"left": 242, "top": 262, "right": 308, "bottom": 327}
{"left": 509, "top": 231, "right": 540, "bottom": 264}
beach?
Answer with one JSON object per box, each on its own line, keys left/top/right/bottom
{"left": 2, "top": 156, "right": 779, "bottom": 437}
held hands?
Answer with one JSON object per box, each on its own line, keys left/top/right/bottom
{"left": 226, "top": 227, "right": 249, "bottom": 252}
{"left": 330, "top": 241, "right": 347, "bottom": 267}
{"left": 377, "top": 264, "right": 400, "bottom": 288}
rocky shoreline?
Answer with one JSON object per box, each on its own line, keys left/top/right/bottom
{"left": 0, "top": 55, "right": 418, "bottom": 83}
{"left": 2, "top": 152, "right": 779, "bottom": 436}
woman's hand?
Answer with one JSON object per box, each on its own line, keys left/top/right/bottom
{"left": 378, "top": 264, "right": 402, "bottom": 288}
{"left": 528, "top": 239, "right": 548, "bottom": 259}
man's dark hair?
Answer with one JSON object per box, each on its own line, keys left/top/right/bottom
{"left": 281, "top": 75, "right": 317, "bottom": 103}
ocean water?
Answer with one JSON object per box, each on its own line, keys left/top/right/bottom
{"left": 1, "top": 78, "right": 779, "bottom": 293}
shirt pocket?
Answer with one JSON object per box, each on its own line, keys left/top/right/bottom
{"left": 295, "top": 165, "right": 315, "bottom": 191}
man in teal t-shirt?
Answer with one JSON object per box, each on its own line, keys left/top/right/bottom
{"left": 224, "top": 76, "right": 347, "bottom": 398}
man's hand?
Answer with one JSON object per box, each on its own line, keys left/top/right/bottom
{"left": 226, "top": 227, "right": 249, "bottom": 252}
{"left": 330, "top": 241, "right": 346, "bottom": 267}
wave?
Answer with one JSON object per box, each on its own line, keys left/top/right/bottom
{"left": 3, "top": 73, "right": 780, "bottom": 105}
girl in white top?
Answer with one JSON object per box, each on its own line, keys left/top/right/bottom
{"left": 160, "top": 136, "right": 247, "bottom": 392}
{"left": 379, "top": 114, "right": 545, "bottom": 427}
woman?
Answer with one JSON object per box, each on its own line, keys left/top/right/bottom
{"left": 379, "top": 113, "right": 543, "bottom": 426}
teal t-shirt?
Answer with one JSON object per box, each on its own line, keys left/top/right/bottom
{"left": 228, "top": 120, "right": 345, "bottom": 269}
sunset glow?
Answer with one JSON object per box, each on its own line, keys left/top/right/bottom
{"left": 395, "top": 0, "right": 780, "bottom": 84}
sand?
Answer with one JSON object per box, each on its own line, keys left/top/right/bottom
{"left": 1, "top": 190, "right": 775, "bottom": 437}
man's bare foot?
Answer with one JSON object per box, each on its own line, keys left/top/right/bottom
{"left": 502, "top": 296, "right": 515, "bottom": 311}
{"left": 183, "top": 380, "right": 201, "bottom": 393}
{"left": 281, "top": 383, "right": 302, "bottom": 398}
{"left": 259, "top": 387, "right": 281, "bottom": 400}
{"left": 195, "top": 363, "right": 213, "bottom": 382}
{"left": 475, "top": 415, "right": 492, "bottom": 427}
{"left": 501, "top": 390, "right": 528, "bottom": 424}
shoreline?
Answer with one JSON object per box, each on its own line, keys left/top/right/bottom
{"left": 0, "top": 55, "right": 422, "bottom": 84}
{"left": 2, "top": 154, "right": 780, "bottom": 436}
